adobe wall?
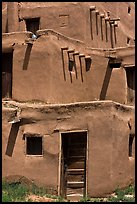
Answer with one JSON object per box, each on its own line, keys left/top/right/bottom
{"left": 2, "top": 2, "right": 135, "bottom": 48}
{"left": 2, "top": 101, "right": 135, "bottom": 197}
{"left": 2, "top": 2, "right": 135, "bottom": 198}
{"left": 2, "top": 107, "right": 60, "bottom": 190}
{"left": 2, "top": 31, "right": 134, "bottom": 104}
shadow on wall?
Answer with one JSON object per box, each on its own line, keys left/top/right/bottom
{"left": 6, "top": 19, "right": 8, "bottom": 33}
{"left": 23, "top": 43, "right": 33, "bottom": 70}
{"left": 99, "top": 60, "right": 112, "bottom": 100}
{"left": 5, "top": 119, "right": 35, "bottom": 157}
{"left": 5, "top": 123, "right": 20, "bottom": 157}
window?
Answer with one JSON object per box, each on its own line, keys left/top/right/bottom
{"left": 2, "top": 52, "right": 13, "bottom": 98}
{"left": 59, "top": 15, "right": 69, "bottom": 27}
{"left": 25, "top": 18, "right": 40, "bottom": 34}
{"left": 85, "top": 56, "right": 92, "bottom": 71}
{"left": 128, "top": 6, "right": 131, "bottom": 14}
{"left": 26, "top": 136, "right": 42, "bottom": 155}
{"left": 125, "top": 67, "right": 135, "bottom": 104}
{"left": 129, "top": 134, "right": 134, "bottom": 157}
{"left": 68, "top": 59, "right": 74, "bottom": 71}
{"left": 127, "top": 37, "right": 130, "bottom": 45}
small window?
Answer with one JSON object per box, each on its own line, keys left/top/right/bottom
{"left": 59, "top": 15, "right": 69, "bottom": 27}
{"left": 68, "top": 59, "right": 74, "bottom": 71}
{"left": 129, "top": 134, "right": 134, "bottom": 157}
{"left": 26, "top": 136, "right": 42, "bottom": 155}
{"left": 128, "top": 6, "right": 131, "bottom": 14}
{"left": 127, "top": 37, "right": 130, "bottom": 45}
{"left": 25, "top": 18, "right": 40, "bottom": 34}
{"left": 85, "top": 56, "right": 92, "bottom": 71}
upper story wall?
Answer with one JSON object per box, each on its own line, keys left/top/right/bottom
{"left": 2, "top": 2, "right": 135, "bottom": 49}
{"left": 2, "top": 31, "right": 135, "bottom": 105}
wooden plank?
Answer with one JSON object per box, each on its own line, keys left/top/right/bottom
{"left": 67, "top": 194, "right": 83, "bottom": 202}
{"left": 68, "top": 149, "right": 86, "bottom": 157}
{"left": 67, "top": 174, "right": 84, "bottom": 182}
{"left": 67, "top": 169, "right": 84, "bottom": 174}
{"left": 67, "top": 181, "right": 84, "bottom": 188}
{"left": 68, "top": 156, "right": 85, "bottom": 162}
{"left": 68, "top": 161, "right": 85, "bottom": 169}
{"left": 68, "top": 156, "right": 85, "bottom": 159}
{"left": 67, "top": 187, "right": 84, "bottom": 195}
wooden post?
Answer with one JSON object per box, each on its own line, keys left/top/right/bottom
{"left": 100, "top": 14, "right": 105, "bottom": 41}
{"left": 105, "top": 17, "right": 109, "bottom": 42}
{"left": 67, "top": 49, "right": 75, "bottom": 83}
{"left": 79, "top": 54, "right": 85, "bottom": 82}
{"left": 73, "top": 52, "right": 79, "bottom": 79}
{"left": 110, "top": 22, "right": 114, "bottom": 48}
{"left": 95, "top": 10, "right": 99, "bottom": 35}
{"left": 61, "top": 47, "right": 68, "bottom": 81}
{"left": 89, "top": 6, "right": 96, "bottom": 40}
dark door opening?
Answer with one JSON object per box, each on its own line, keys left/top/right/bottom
{"left": 25, "top": 18, "right": 40, "bottom": 34}
{"left": 2, "top": 52, "right": 13, "bottom": 99}
{"left": 125, "top": 67, "right": 135, "bottom": 104}
{"left": 60, "top": 131, "right": 87, "bottom": 201}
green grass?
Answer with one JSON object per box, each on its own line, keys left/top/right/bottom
{"left": 2, "top": 180, "right": 65, "bottom": 202}
{"left": 2, "top": 181, "right": 29, "bottom": 202}
{"left": 2, "top": 180, "right": 135, "bottom": 202}
{"left": 79, "top": 184, "right": 135, "bottom": 202}
{"left": 107, "top": 184, "right": 135, "bottom": 202}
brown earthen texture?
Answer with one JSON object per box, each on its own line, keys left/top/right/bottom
{"left": 2, "top": 2, "right": 135, "bottom": 199}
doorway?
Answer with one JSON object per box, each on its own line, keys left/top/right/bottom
{"left": 60, "top": 131, "right": 87, "bottom": 200}
{"left": 2, "top": 52, "right": 13, "bottom": 99}
{"left": 125, "top": 67, "right": 135, "bottom": 104}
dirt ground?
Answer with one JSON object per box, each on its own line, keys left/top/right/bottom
{"left": 26, "top": 194, "right": 57, "bottom": 202}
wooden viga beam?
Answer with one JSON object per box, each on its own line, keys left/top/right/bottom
{"left": 105, "top": 17, "right": 110, "bottom": 42}
{"left": 61, "top": 47, "right": 68, "bottom": 81}
{"left": 67, "top": 49, "right": 75, "bottom": 83}
{"left": 95, "top": 10, "right": 99, "bottom": 35}
{"left": 114, "top": 22, "right": 118, "bottom": 44}
{"left": 100, "top": 14, "right": 105, "bottom": 40}
{"left": 109, "top": 18, "right": 120, "bottom": 22}
{"left": 89, "top": 6, "right": 96, "bottom": 40}
{"left": 79, "top": 54, "right": 85, "bottom": 82}
{"left": 73, "top": 51, "right": 80, "bottom": 79}
{"left": 109, "top": 21, "right": 114, "bottom": 48}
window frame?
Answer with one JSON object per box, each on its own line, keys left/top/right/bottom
{"left": 24, "top": 134, "right": 43, "bottom": 157}
{"left": 25, "top": 17, "right": 40, "bottom": 34}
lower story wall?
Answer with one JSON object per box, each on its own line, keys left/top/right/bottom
{"left": 2, "top": 100, "right": 135, "bottom": 197}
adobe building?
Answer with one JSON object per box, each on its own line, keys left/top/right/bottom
{"left": 2, "top": 2, "right": 135, "bottom": 200}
